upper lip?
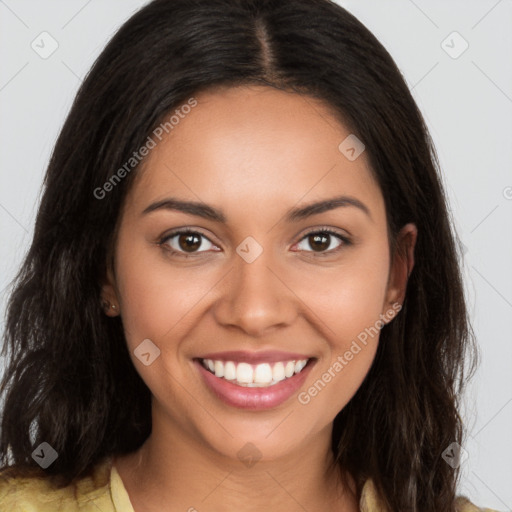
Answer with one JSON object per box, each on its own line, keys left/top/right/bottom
{"left": 196, "top": 350, "right": 313, "bottom": 364}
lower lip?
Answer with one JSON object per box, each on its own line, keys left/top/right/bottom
{"left": 194, "top": 359, "right": 314, "bottom": 410}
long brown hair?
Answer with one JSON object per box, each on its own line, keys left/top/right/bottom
{"left": 0, "top": 1, "right": 478, "bottom": 510}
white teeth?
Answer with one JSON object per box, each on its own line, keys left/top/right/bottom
{"left": 285, "top": 361, "right": 295, "bottom": 378}
{"left": 272, "top": 362, "right": 286, "bottom": 382}
{"left": 214, "top": 360, "right": 224, "bottom": 378}
{"left": 295, "top": 360, "right": 306, "bottom": 373}
{"left": 254, "top": 363, "right": 272, "bottom": 384}
{"left": 224, "top": 361, "right": 236, "bottom": 380}
{"left": 236, "top": 362, "right": 253, "bottom": 383}
{"left": 202, "top": 358, "right": 310, "bottom": 387}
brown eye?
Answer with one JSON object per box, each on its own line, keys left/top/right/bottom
{"left": 160, "top": 229, "right": 217, "bottom": 256}
{"left": 307, "top": 233, "right": 331, "bottom": 252}
{"left": 177, "top": 233, "right": 202, "bottom": 252}
{"left": 295, "top": 229, "right": 350, "bottom": 254}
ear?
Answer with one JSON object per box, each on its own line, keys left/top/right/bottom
{"left": 381, "top": 222, "right": 417, "bottom": 322}
{"left": 100, "top": 262, "right": 120, "bottom": 317}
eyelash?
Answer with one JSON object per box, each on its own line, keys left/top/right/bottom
{"left": 158, "top": 226, "right": 352, "bottom": 259}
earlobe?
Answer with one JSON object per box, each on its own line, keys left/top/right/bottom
{"left": 100, "top": 265, "right": 120, "bottom": 316}
{"left": 101, "top": 298, "right": 119, "bottom": 316}
{"left": 382, "top": 222, "right": 418, "bottom": 320}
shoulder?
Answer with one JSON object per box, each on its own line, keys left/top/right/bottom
{"left": 454, "top": 495, "right": 501, "bottom": 512}
{"left": 360, "top": 478, "right": 501, "bottom": 512}
{"left": 0, "top": 456, "right": 116, "bottom": 512}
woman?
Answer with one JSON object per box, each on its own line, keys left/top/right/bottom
{"left": 0, "top": 0, "right": 499, "bottom": 510}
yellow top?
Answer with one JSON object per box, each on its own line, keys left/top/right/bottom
{"left": 0, "top": 456, "right": 499, "bottom": 512}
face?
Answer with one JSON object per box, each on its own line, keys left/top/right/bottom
{"left": 102, "top": 84, "right": 416, "bottom": 464}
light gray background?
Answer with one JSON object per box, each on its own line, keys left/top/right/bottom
{"left": 1, "top": 1, "right": 511, "bottom": 510}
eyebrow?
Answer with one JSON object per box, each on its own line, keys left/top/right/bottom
{"left": 141, "top": 195, "right": 372, "bottom": 223}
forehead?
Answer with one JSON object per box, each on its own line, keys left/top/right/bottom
{"left": 125, "top": 85, "right": 385, "bottom": 224}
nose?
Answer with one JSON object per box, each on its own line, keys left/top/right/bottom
{"left": 212, "top": 248, "right": 298, "bottom": 337}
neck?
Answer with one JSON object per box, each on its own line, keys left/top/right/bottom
{"left": 115, "top": 409, "right": 359, "bottom": 512}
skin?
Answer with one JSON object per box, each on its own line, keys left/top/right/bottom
{"left": 101, "top": 84, "right": 417, "bottom": 512}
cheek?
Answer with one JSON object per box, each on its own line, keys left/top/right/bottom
{"left": 301, "top": 341, "right": 378, "bottom": 425}
{"left": 114, "top": 237, "right": 214, "bottom": 349}
{"left": 296, "top": 244, "right": 389, "bottom": 413}
{"left": 113, "top": 239, "right": 216, "bottom": 402}
{"left": 115, "top": 227, "right": 390, "bottom": 352}
{"left": 299, "top": 244, "right": 390, "bottom": 347}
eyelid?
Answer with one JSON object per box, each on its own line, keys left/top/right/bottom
{"left": 158, "top": 225, "right": 352, "bottom": 257}
{"left": 158, "top": 227, "right": 219, "bottom": 255}
{"left": 292, "top": 225, "right": 351, "bottom": 254}
{"left": 298, "top": 225, "right": 350, "bottom": 240}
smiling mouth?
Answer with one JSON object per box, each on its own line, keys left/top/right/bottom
{"left": 198, "top": 358, "right": 313, "bottom": 387}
